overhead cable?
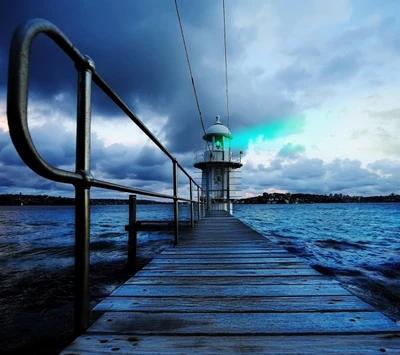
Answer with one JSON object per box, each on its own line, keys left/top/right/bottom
{"left": 223, "top": 0, "right": 230, "bottom": 128}
{"left": 174, "top": 0, "right": 211, "bottom": 151}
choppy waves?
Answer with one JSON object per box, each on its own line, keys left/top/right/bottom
{"left": 234, "top": 203, "right": 400, "bottom": 321}
{"left": 1, "top": 203, "right": 399, "bottom": 324}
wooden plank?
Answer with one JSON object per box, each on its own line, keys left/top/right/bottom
{"left": 93, "top": 295, "right": 374, "bottom": 313}
{"left": 88, "top": 311, "right": 400, "bottom": 334}
{"left": 125, "top": 275, "right": 337, "bottom": 285}
{"left": 151, "top": 257, "right": 303, "bottom": 264}
{"left": 134, "top": 268, "right": 322, "bottom": 277}
{"left": 142, "top": 262, "right": 307, "bottom": 270}
{"left": 157, "top": 253, "right": 297, "bottom": 258}
{"left": 60, "top": 334, "right": 400, "bottom": 355}
{"left": 110, "top": 284, "right": 351, "bottom": 297}
{"left": 176, "top": 243, "right": 274, "bottom": 247}
{"left": 160, "top": 249, "right": 288, "bottom": 255}
{"left": 61, "top": 210, "right": 400, "bottom": 354}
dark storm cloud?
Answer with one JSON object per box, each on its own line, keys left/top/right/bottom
{"left": 0, "top": 161, "right": 66, "bottom": 193}
{"left": 0, "top": 119, "right": 175, "bottom": 195}
{"left": 0, "top": 129, "right": 25, "bottom": 166}
{"left": 1, "top": 0, "right": 304, "bottom": 160}
{"left": 0, "top": 143, "right": 25, "bottom": 166}
{"left": 1, "top": 0, "right": 233, "bottom": 155}
{"left": 0, "top": 122, "right": 77, "bottom": 194}
{"left": 93, "top": 143, "right": 172, "bottom": 183}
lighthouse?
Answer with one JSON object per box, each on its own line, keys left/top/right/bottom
{"left": 194, "top": 115, "right": 243, "bottom": 214}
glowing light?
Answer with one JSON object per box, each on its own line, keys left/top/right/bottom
{"left": 232, "top": 115, "right": 305, "bottom": 149}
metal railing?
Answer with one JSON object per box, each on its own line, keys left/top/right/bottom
{"left": 194, "top": 148, "right": 243, "bottom": 164}
{"left": 7, "top": 18, "right": 206, "bottom": 335}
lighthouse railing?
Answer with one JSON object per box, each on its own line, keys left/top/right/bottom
{"left": 7, "top": 18, "right": 207, "bottom": 336}
{"left": 194, "top": 148, "right": 242, "bottom": 163}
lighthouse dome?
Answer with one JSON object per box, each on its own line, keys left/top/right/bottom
{"left": 203, "top": 115, "right": 232, "bottom": 140}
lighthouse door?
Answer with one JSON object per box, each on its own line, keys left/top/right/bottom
{"left": 213, "top": 169, "right": 223, "bottom": 199}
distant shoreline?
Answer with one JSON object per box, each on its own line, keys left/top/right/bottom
{"left": 0, "top": 194, "right": 171, "bottom": 206}
{"left": 238, "top": 192, "right": 400, "bottom": 204}
{"left": 0, "top": 193, "right": 399, "bottom": 206}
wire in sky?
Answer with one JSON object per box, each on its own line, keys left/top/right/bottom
{"left": 223, "top": 0, "right": 230, "bottom": 128}
{"left": 174, "top": 0, "right": 211, "bottom": 151}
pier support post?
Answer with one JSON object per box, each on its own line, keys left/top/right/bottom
{"left": 128, "top": 194, "right": 137, "bottom": 266}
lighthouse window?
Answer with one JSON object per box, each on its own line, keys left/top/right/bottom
{"left": 215, "top": 137, "right": 222, "bottom": 149}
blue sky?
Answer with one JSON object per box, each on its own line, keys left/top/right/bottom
{"left": 1, "top": 0, "right": 400, "bottom": 198}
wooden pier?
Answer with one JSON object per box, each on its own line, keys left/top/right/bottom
{"left": 61, "top": 211, "right": 400, "bottom": 354}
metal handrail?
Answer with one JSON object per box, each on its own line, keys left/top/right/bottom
{"left": 7, "top": 18, "right": 206, "bottom": 335}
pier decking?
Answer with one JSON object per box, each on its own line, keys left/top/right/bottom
{"left": 61, "top": 211, "right": 400, "bottom": 354}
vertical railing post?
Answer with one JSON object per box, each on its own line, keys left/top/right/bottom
{"left": 204, "top": 191, "right": 207, "bottom": 216}
{"left": 227, "top": 168, "right": 230, "bottom": 214}
{"left": 74, "top": 55, "right": 95, "bottom": 335}
{"left": 190, "top": 180, "right": 194, "bottom": 228}
{"left": 128, "top": 195, "right": 137, "bottom": 265}
{"left": 173, "top": 159, "right": 179, "bottom": 244}
{"left": 197, "top": 186, "right": 201, "bottom": 221}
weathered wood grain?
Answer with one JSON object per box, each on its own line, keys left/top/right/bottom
{"left": 158, "top": 252, "right": 294, "bottom": 258}
{"left": 110, "top": 284, "right": 351, "bottom": 297}
{"left": 160, "top": 248, "right": 286, "bottom": 255}
{"left": 93, "top": 295, "right": 373, "bottom": 313}
{"left": 88, "top": 311, "right": 399, "bottom": 334}
{"left": 134, "top": 268, "right": 321, "bottom": 277}
{"left": 151, "top": 257, "right": 303, "bottom": 264}
{"left": 125, "top": 275, "right": 337, "bottom": 285}
{"left": 60, "top": 334, "right": 400, "bottom": 355}
{"left": 61, "top": 210, "right": 400, "bottom": 354}
{"left": 142, "top": 262, "right": 307, "bottom": 270}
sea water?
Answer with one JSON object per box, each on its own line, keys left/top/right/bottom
{"left": 0, "top": 203, "right": 399, "bottom": 322}
{"left": 0, "top": 204, "right": 187, "bottom": 270}
{"left": 234, "top": 203, "right": 400, "bottom": 321}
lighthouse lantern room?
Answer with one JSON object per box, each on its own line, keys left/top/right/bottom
{"left": 194, "top": 115, "right": 243, "bottom": 214}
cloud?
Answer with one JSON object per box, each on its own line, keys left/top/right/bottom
{"left": 1, "top": 0, "right": 233, "bottom": 154}
{"left": 373, "top": 127, "right": 400, "bottom": 156}
{"left": 240, "top": 156, "right": 399, "bottom": 197}
{"left": 319, "top": 51, "right": 363, "bottom": 83}
{"left": 277, "top": 143, "right": 306, "bottom": 160}
{"left": 94, "top": 143, "right": 172, "bottom": 183}
{"left": 2, "top": 0, "right": 400, "bottom": 198}
{"left": 368, "top": 159, "right": 400, "bottom": 177}
{"left": 367, "top": 108, "right": 400, "bottom": 120}
{"left": 0, "top": 119, "right": 179, "bottom": 196}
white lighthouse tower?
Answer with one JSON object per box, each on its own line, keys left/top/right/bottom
{"left": 194, "top": 115, "right": 243, "bottom": 214}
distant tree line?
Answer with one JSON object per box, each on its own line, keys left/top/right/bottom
{"left": 0, "top": 194, "right": 169, "bottom": 206}
{"left": 236, "top": 192, "right": 400, "bottom": 204}
{"left": 2, "top": 192, "right": 399, "bottom": 206}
